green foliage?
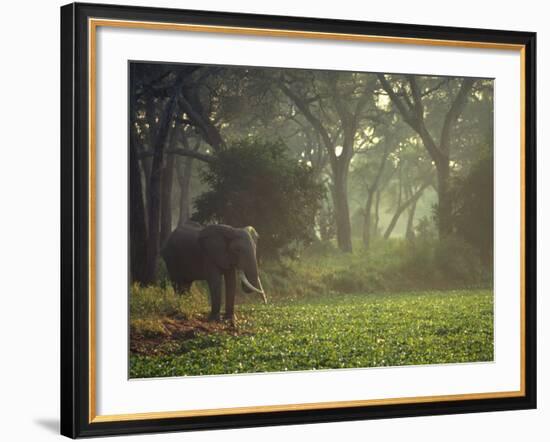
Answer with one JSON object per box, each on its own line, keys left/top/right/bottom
{"left": 258, "top": 237, "right": 489, "bottom": 299}
{"left": 317, "top": 204, "right": 337, "bottom": 242}
{"left": 434, "top": 236, "right": 484, "bottom": 284}
{"left": 193, "top": 139, "right": 325, "bottom": 258}
{"left": 130, "top": 283, "right": 208, "bottom": 321}
{"left": 130, "top": 290, "right": 493, "bottom": 377}
{"left": 450, "top": 154, "right": 494, "bottom": 266}
{"left": 415, "top": 215, "right": 438, "bottom": 241}
{"left": 131, "top": 318, "right": 170, "bottom": 339}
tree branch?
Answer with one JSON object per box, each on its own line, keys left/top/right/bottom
{"left": 377, "top": 74, "right": 413, "bottom": 123}
{"left": 140, "top": 147, "right": 213, "bottom": 163}
{"left": 178, "top": 90, "right": 225, "bottom": 151}
{"left": 421, "top": 78, "right": 449, "bottom": 97}
{"left": 406, "top": 75, "right": 424, "bottom": 121}
{"left": 278, "top": 79, "right": 336, "bottom": 165}
{"left": 379, "top": 74, "right": 443, "bottom": 164}
{"left": 383, "top": 180, "right": 430, "bottom": 239}
{"left": 440, "top": 78, "right": 475, "bottom": 154}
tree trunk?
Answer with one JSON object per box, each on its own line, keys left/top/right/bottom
{"left": 362, "top": 139, "right": 391, "bottom": 250}
{"left": 332, "top": 163, "right": 353, "bottom": 253}
{"left": 384, "top": 183, "right": 429, "bottom": 239}
{"left": 177, "top": 156, "right": 194, "bottom": 226}
{"left": 278, "top": 80, "right": 356, "bottom": 253}
{"left": 377, "top": 75, "right": 473, "bottom": 241}
{"left": 405, "top": 197, "right": 418, "bottom": 241}
{"left": 374, "top": 189, "right": 381, "bottom": 237}
{"left": 436, "top": 161, "right": 452, "bottom": 237}
{"left": 160, "top": 151, "right": 175, "bottom": 246}
{"left": 383, "top": 164, "right": 403, "bottom": 239}
{"left": 362, "top": 189, "right": 375, "bottom": 249}
{"left": 141, "top": 156, "right": 152, "bottom": 187}
{"left": 160, "top": 122, "right": 178, "bottom": 245}
{"left": 143, "top": 96, "right": 178, "bottom": 284}
{"left": 129, "top": 125, "right": 148, "bottom": 284}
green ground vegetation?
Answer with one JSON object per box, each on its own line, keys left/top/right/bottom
{"left": 130, "top": 238, "right": 493, "bottom": 378}
{"left": 130, "top": 286, "right": 493, "bottom": 378}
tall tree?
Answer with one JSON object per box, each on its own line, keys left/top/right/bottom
{"left": 129, "top": 69, "right": 148, "bottom": 283}
{"left": 175, "top": 132, "right": 202, "bottom": 226}
{"left": 377, "top": 75, "right": 474, "bottom": 237}
{"left": 142, "top": 92, "right": 179, "bottom": 284}
{"left": 383, "top": 181, "right": 430, "bottom": 239}
{"left": 279, "top": 71, "right": 380, "bottom": 252}
{"left": 352, "top": 136, "right": 393, "bottom": 249}
{"left": 159, "top": 151, "right": 176, "bottom": 245}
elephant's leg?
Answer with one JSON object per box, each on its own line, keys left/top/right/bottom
{"left": 223, "top": 269, "right": 236, "bottom": 322}
{"left": 165, "top": 261, "right": 184, "bottom": 294}
{"left": 207, "top": 273, "right": 222, "bottom": 321}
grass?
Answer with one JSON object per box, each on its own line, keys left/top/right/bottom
{"left": 129, "top": 288, "right": 494, "bottom": 378}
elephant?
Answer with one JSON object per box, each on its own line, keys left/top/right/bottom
{"left": 161, "top": 222, "right": 267, "bottom": 322}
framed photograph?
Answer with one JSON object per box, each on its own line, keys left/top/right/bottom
{"left": 60, "top": 2, "right": 536, "bottom": 438}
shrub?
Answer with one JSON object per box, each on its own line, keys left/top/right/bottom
{"left": 322, "top": 266, "right": 384, "bottom": 294}
{"left": 398, "top": 236, "right": 437, "bottom": 283}
{"left": 434, "top": 235, "right": 483, "bottom": 285}
{"left": 130, "top": 318, "right": 168, "bottom": 339}
{"left": 302, "top": 240, "right": 338, "bottom": 258}
{"left": 193, "top": 139, "right": 325, "bottom": 259}
{"left": 130, "top": 283, "right": 209, "bottom": 320}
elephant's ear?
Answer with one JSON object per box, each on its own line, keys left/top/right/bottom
{"left": 198, "top": 224, "right": 239, "bottom": 270}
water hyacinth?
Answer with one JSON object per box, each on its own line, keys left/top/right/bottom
{"left": 130, "top": 288, "right": 493, "bottom": 378}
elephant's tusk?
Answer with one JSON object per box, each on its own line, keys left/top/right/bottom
{"left": 240, "top": 273, "right": 265, "bottom": 299}
{"left": 257, "top": 277, "right": 267, "bottom": 304}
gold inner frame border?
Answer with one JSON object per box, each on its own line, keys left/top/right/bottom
{"left": 87, "top": 17, "right": 527, "bottom": 424}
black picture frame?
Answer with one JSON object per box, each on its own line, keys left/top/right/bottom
{"left": 61, "top": 2, "right": 537, "bottom": 438}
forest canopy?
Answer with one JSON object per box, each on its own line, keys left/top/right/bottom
{"left": 128, "top": 62, "right": 493, "bottom": 289}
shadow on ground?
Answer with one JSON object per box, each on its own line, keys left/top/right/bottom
{"left": 34, "top": 418, "right": 58, "bottom": 434}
